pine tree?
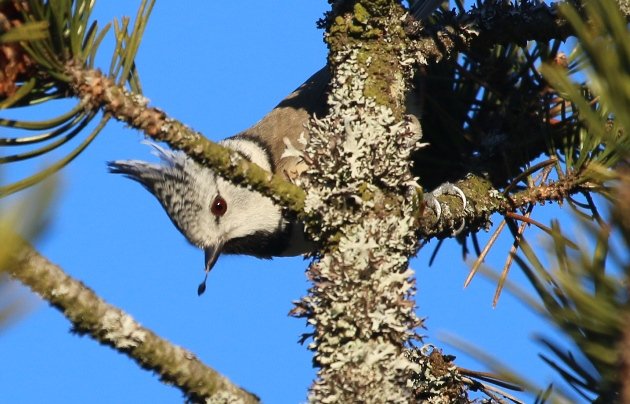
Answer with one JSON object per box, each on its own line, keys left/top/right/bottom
{"left": 1, "top": 0, "right": 629, "bottom": 402}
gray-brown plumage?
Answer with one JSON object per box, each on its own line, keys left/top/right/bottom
{"left": 108, "top": 69, "right": 328, "bottom": 294}
{"left": 236, "top": 67, "right": 330, "bottom": 178}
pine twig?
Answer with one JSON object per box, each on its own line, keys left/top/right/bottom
{"left": 65, "top": 65, "right": 305, "bottom": 214}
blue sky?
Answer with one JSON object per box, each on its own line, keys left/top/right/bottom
{"left": 1, "top": 2, "right": 586, "bottom": 403}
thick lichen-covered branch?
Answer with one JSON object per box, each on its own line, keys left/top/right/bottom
{"left": 297, "top": 52, "right": 424, "bottom": 402}
{"left": 294, "top": 1, "right": 471, "bottom": 402}
{"left": 66, "top": 65, "right": 305, "bottom": 214}
{"left": 4, "top": 237, "right": 259, "bottom": 404}
{"left": 405, "top": 0, "right": 630, "bottom": 66}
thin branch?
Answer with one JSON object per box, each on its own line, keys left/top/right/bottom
{"left": 504, "top": 211, "right": 551, "bottom": 234}
{"left": 503, "top": 158, "right": 558, "bottom": 196}
{"left": 417, "top": 172, "right": 588, "bottom": 240}
{"left": 63, "top": 64, "right": 589, "bottom": 246}
{"left": 65, "top": 65, "right": 306, "bottom": 214}
{"left": 4, "top": 236, "right": 260, "bottom": 404}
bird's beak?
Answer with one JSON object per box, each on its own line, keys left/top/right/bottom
{"left": 198, "top": 243, "right": 224, "bottom": 296}
{"left": 204, "top": 243, "right": 223, "bottom": 274}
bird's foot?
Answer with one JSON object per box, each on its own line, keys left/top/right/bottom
{"left": 281, "top": 134, "right": 310, "bottom": 183}
{"left": 424, "top": 182, "right": 467, "bottom": 235}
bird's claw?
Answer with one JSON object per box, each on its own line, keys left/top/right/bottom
{"left": 282, "top": 158, "right": 308, "bottom": 184}
{"left": 424, "top": 182, "right": 467, "bottom": 235}
{"left": 424, "top": 192, "right": 442, "bottom": 221}
{"left": 280, "top": 135, "right": 310, "bottom": 183}
{"left": 431, "top": 182, "right": 467, "bottom": 211}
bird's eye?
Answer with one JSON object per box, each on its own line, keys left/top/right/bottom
{"left": 210, "top": 195, "right": 228, "bottom": 217}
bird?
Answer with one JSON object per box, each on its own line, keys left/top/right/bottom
{"left": 108, "top": 69, "right": 329, "bottom": 294}
{"left": 108, "top": 4, "right": 456, "bottom": 294}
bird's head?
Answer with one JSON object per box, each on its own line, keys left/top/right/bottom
{"left": 108, "top": 143, "right": 287, "bottom": 276}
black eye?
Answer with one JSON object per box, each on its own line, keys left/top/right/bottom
{"left": 211, "top": 195, "right": 227, "bottom": 217}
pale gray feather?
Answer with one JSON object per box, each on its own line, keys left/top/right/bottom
{"left": 108, "top": 139, "right": 313, "bottom": 276}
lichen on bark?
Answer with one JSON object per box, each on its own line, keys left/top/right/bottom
{"left": 294, "top": 1, "right": 433, "bottom": 402}
{"left": 298, "top": 45, "right": 424, "bottom": 403}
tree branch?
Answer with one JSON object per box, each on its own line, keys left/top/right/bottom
{"left": 66, "top": 65, "right": 306, "bottom": 214}
{"left": 293, "top": 0, "right": 474, "bottom": 401}
{"left": 65, "top": 61, "right": 594, "bottom": 245}
{"left": 416, "top": 172, "right": 590, "bottom": 239}
{"left": 4, "top": 236, "right": 259, "bottom": 404}
{"left": 405, "top": 0, "right": 630, "bottom": 64}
